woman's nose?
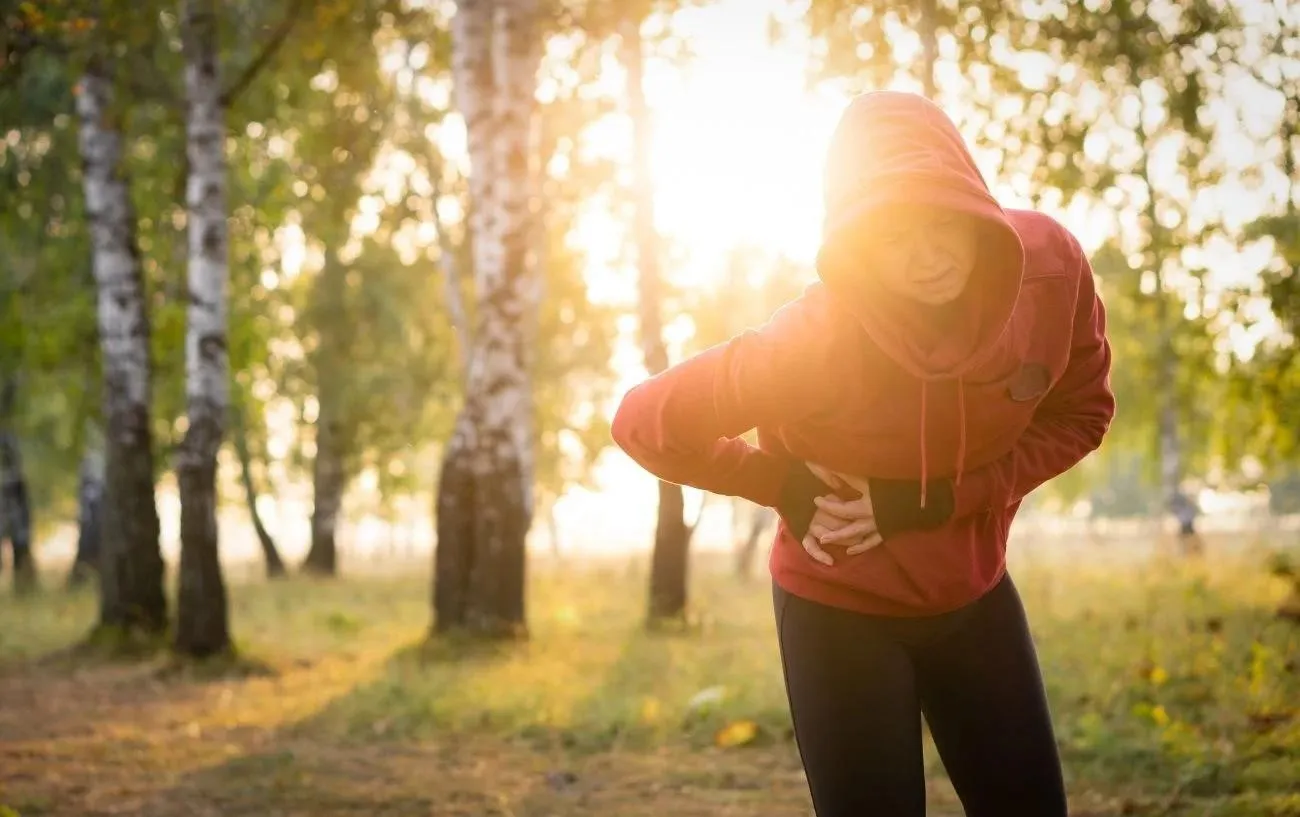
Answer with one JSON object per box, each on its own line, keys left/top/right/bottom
{"left": 912, "top": 237, "right": 939, "bottom": 270}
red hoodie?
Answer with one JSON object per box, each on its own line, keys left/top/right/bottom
{"left": 611, "top": 92, "right": 1115, "bottom": 616}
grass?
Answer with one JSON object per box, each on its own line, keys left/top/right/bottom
{"left": 0, "top": 543, "right": 1297, "bottom": 816}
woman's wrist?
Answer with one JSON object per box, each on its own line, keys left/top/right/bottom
{"left": 868, "top": 477, "right": 954, "bottom": 539}
{"left": 777, "top": 462, "right": 834, "bottom": 540}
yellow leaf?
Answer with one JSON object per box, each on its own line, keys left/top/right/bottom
{"left": 1149, "top": 666, "right": 1169, "bottom": 686}
{"left": 714, "top": 719, "right": 760, "bottom": 748}
{"left": 639, "top": 697, "right": 661, "bottom": 724}
{"left": 1151, "top": 705, "right": 1169, "bottom": 727}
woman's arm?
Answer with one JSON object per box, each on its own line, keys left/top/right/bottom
{"left": 611, "top": 298, "right": 834, "bottom": 534}
{"left": 948, "top": 241, "right": 1114, "bottom": 517}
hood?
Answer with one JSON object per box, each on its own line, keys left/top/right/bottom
{"left": 815, "top": 92, "right": 1025, "bottom": 381}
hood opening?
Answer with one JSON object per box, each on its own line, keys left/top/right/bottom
{"left": 815, "top": 91, "right": 1026, "bottom": 382}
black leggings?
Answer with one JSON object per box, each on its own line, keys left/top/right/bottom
{"left": 774, "top": 575, "right": 1067, "bottom": 817}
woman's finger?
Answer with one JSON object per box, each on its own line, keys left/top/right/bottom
{"left": 802, "top": 534, "right": 835, "bottom": 566}
{"left": 814, "top": 496, "right": 869, "bottom": 519}
{"left": 819, "top": 519, "right": 877, "bottom": 544}
{"left": 845, "top": 532, "right": 885, "bottom": 555}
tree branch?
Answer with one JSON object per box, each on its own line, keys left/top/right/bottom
{"left": 219, "top": 0, "right": 307, "bottom": 108}
{"left": 427, "top": 161, "right": 473, "bottom": 380}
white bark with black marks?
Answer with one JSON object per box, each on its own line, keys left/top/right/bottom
{"left": 77, "top": 58, "right": 167, "bottom": 633}
{"left": 176, "top": 0, "right": 231, "bottom": 657}
{"left": 434, "top": 0, "right": 541, "bottom": 636}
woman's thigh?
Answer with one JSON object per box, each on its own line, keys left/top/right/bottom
{"left": 914, "top": 575, "right": 1068, "bottom": 817}
{"left": 773, "top": 585, "right": 927, "bottom": 817}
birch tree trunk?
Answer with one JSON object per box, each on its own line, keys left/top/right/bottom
{"left": 68, "top": 425, "right": 106, "bottom": 589}
{"left": 76, "top": 58, "right": 166, "bottom": 635}
{"left": 620, "top": 10, "right": 691, "bottom": 622}
{"left": 434, "top": 0, "right": 540, "bottom": 637}
{"left": 0, "top": 376, "right": 35, "bottom": 593}
{"left": 175, "top": 0, "right": 231, "bottom": 656}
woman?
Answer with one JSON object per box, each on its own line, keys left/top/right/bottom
{"left": 611, "top": 91, "right": 1114, "bottom": 816}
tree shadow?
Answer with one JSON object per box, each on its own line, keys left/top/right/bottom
{"left": 41, "top": 615, "right": 817, "bottom": 817}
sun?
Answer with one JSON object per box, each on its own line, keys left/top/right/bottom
{"left": 644, "top": 0, "right": 846, "bottom": 273}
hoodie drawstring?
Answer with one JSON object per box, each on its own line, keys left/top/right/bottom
{"left": 919, "top": 382, "right": 929, "bottom": 508}
{"left": 955, "top": 377, "right": 967, "bottom": 489}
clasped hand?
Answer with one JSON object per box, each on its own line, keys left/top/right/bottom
{"left": 801, "top": 463, "right": 884, "bottom": 566}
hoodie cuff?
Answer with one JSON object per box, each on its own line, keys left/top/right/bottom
{"left": 777, "top": 462, "right": 835, "bottom": 540}
{"left": 868, "top": 477, "right": 955, "bottom": 539}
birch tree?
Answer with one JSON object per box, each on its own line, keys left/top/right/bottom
{"left": 175, "top": 0, "right": 232, "bottom": 656}
{"left": 434, "top": 0, "right": 542, "bottom": 636}
{"left": 76, "top": 52, "right": 167, "bottom": 635}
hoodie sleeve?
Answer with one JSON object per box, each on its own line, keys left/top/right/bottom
{"left": 948, "top": 238, "right": 1115, "bottom": 519}
{"left": 611, "top": 300, "right": 829, "bottom": 525}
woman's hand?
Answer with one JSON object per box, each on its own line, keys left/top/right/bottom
{"left": 806, "top": 464, "right": 885, "bottom": 556}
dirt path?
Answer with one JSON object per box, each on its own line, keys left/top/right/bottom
{"left": 0, "top": 657, "right": 838, "bottom": 817}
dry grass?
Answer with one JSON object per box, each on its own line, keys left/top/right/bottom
{"left": 1, "top": 544, "right": 1297, "bottom": 816}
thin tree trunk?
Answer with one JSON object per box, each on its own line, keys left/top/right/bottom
{"left": 68, "top": 428, "right": 106, "bottom": 589}
{"left": 0, "top": 377, "right": 35, "bottom": 593}
{"left": 917, "top": 0, "right": 938, "bottom": 99}
{"left": 734, "top": 501, "right": 774, "bottom": 582}
{"left": 433, "top": 0, "right": 540, "bottom": 637}
{"left": 649, "top": 481, "right": 689, "bottom": 618}
{"left": 1140, "top": 124, "right": 1198, "bottom": 554}
{"left": 1274, "top": 91, "right": 1298, "bottom": 620}
{"left": 232, "top": 408, "right": 286, "bottom": 579}
{"left": 175, "top": 0, "right": 231, "bottom": 657}
{"left": 302, "top": 246, "right": 349, "bottom": 577}
{"left": 76, "top": 57, "right": 167, "bottom": 635}
{"left": 621, "top": 9, "right": 691, "bottom": 623}
{"left": 304, "top": 392, "right": 345, "bottom": 575}
{"left": 546, "top": 499, "right": 561, "bottom": 560}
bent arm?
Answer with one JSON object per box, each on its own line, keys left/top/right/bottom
{"left": 611, "top": 302, "right": 835, "bottom": 536}
{"left": 948, "top": 247, "right": 1114, "bottom": 518}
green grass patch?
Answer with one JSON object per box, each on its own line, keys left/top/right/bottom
{"left": 1, "top": 550, "right": 1297, "bottom": 815}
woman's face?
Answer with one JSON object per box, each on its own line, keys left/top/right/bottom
{"left": 862, "top": 206, "right": 980, "bottom": 305}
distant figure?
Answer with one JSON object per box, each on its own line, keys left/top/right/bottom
{"left": 613, "top": 92, "right": 1115, "bottom": 816}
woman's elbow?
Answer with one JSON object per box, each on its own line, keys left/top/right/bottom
{"left": 610, "top": 385, "right": 650, "bottom": 459}
{"left": 1083, "top": 396, "right": 1116, "bottom": 452}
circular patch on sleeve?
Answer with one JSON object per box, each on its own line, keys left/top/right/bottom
{"left": 1007, "top": 362, "right": 1052, "bottom": 402}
